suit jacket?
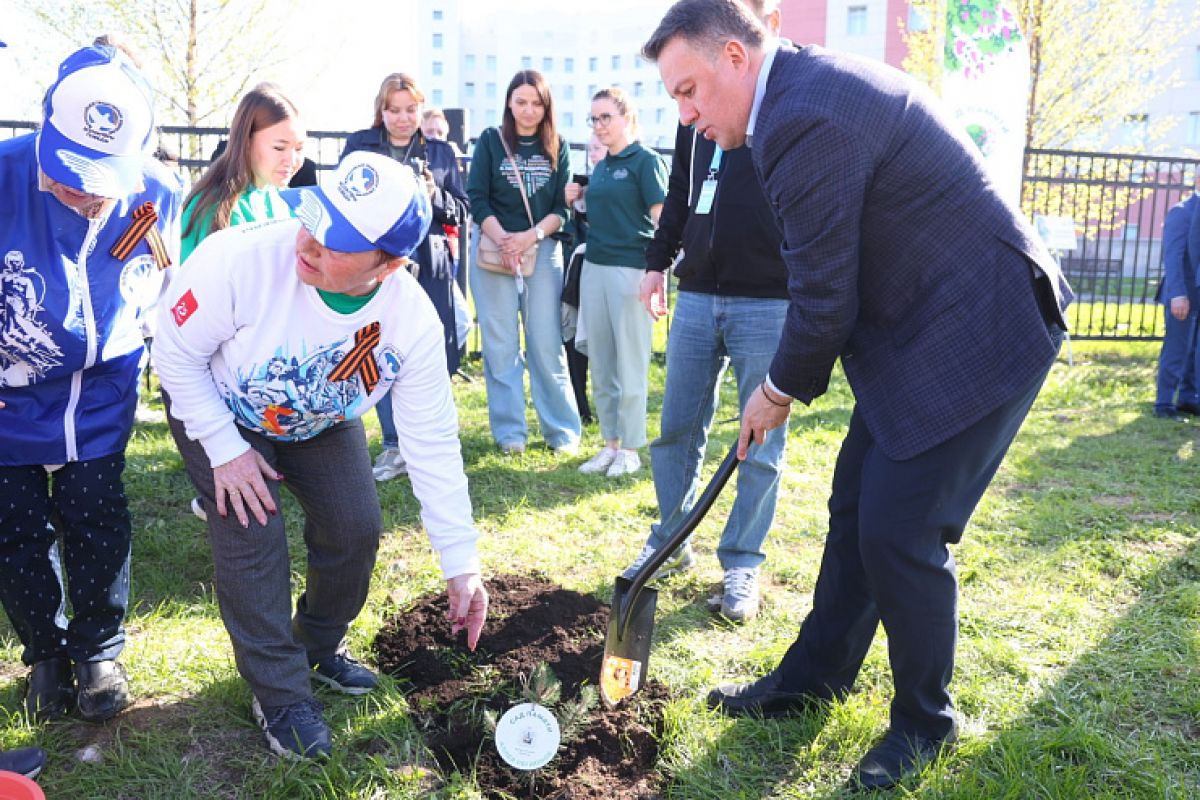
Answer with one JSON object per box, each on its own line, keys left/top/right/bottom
{"left": 1159, "top": 194, "right": 1199, "bottom": 304}
{"left": 754, "top": 44, "right": 1072, "bottom": 460}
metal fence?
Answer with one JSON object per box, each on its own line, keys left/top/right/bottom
{"left": 6, "top": 120, "right": 1198, "bottom": 342}
{"left": 1021, "top": 148, "right": 1200, "bottom": 340}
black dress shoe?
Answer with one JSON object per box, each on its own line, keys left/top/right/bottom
{"left": 0, "top": 746, "right": 47, "bottom": 779}
{"left": 852, "top": 724, "right": 957, "bottom": 790}
{"left": 74, "top": 660, "right": 130, "bottom": 723}
{"left": 705, "top": 670, "right": 821, "bottom": 718}
{"left": 1176, "top": 401, "right": 1200, "bottom": 416}
{"left": 25, "top": 657, "right": 74, "bottom": 721}
{"left": 1153, "top": 407, "right": 1183, "bottom": 420}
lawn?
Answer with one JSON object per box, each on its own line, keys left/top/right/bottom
{"left": 1, "top": 339, "right": 1197, "bottom": 798}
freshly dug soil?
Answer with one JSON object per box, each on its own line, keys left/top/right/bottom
{"left": 374, "top": 573, "right": 668, "bottom": 799}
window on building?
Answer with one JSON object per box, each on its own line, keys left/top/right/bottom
{"left": 564, "top": 111, "right": 574, "bottom": 127}
{"left": 432, "top": 9, "right": 443, "bottom": 20}
{"left": 1188, "top": 112, "right": 1200, "bottom": 146}
{"left": 634, "top": 81, "right": 643, "bottom": 97}
{"left": 657, "top": 81, "right": 665, "bottom": 96}
{"left": 433, "top": 89, "right": 443, "bottom": 105}
{"left": 634, "top": 56, "right": 643, "bottom": 69}
{"left": 522, "top": 56, "right": 532, "bottom": 69}
{"left": 589, "top": 56, "right": 598, "bottom": 72}
{"left": 432, "top": 61, "right": 443, "bottom": 76}
{"left": 565, "top": 57, "right": 574, "bottom": 73}
{"left": 588, "top": 83, "right": 597, "bottom": 99}
{"left": 486, "top": 109, "right": 498, "bottom": 125}
{"left": 433, "top": 32, "right": 443, "bottom": 48}
{"left": 486, "top": 82, "right": 497, "bottom": 99}
{"left": 611, "top": 55, "right": 621, "bottom": 70}
{"left": 465, "top": 82, "right": 476, "bottom": 98}
{"left": 655, "top": 108, "right": 665, "bottom": 124}
{"left": 543, "top": 57, "right": 553, "bottom": 71}
{"left": 564, "top": 85, "right": 575, "bottom": 100}
{"left": 1194, "top": 46, "right": 1200, "bottom": 81}
{"left": 465, "top": 54, "right": 476, "bottom": 70}
{"left": 487, "top": 54, "right": 497, "bottom": 71}
{"left": 847, "top": 6, "right": 867, "bottom": 36}
{"left": 1120, "top": 113, "right": 1149, "bottom": 148}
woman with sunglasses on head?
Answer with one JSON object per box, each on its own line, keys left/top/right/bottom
{"left": 466, "top": 70, "right": 581, "bottom": 455}
{"left": 342, "top": 73, "right": 470, "bottom": 481}
{"left": 565, "top": 87, "right": 667, "bottom": 477}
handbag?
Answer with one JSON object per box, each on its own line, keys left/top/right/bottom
{"left": 475, "top": 128, "right": 538, "bottom": 277}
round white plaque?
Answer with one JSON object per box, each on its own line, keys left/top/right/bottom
{"left": 494, "top": 702, "right": 561, "bottom": 771}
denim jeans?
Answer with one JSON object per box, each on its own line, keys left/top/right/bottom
{"left": 647, "top": 291, "right": 789, "bottom": 570}
{"left": 375, "top": 390, "right": 399, "bottom": 449}
{"left": 469, "top": 230, "right": 580, "bottom": 449}
{"left": 1155, "top": 303, "right": 1199, "bottom": 411}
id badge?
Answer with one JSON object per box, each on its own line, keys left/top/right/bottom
{"left": 695, "top": 179, "right": 718, "bottom": 214}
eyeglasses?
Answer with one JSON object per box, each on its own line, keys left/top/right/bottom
{"left": 587, "top": 112, "right": 624, "bottom": 128}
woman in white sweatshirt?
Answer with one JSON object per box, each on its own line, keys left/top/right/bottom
{"left": 154, "top": 151, "right": 488, "bottom": 761}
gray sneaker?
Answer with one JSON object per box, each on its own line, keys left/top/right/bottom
{"left": 719, "top": 567, "right": 761, "bottom": 622}
{"left": 621, "top": 543, "right": 696, "bottom": 582}
{"left": 373, "top": 447, "right": 407, "bottom": 481}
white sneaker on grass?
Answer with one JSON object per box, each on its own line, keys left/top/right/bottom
{"left": 621, "top": 542, "right": 696, "bottom": 582}
{"left": 719, "top": 567, "right": 761, "bottom": 622}
{"left": 606, "top": 449, "right": 641, "bottom": 477}
{"left": 578, "top": 446, "right": 618, "bottom": 474}
{"left": 373, "top": 447, "right": 407, "bottom": 481}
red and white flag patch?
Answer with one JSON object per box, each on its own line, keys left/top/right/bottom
{"left": 172, "top": 289, "right": 198, "bottom": 326}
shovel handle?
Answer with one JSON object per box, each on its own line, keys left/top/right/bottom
{"left": 618, "top": 444, "right": 741, "bottom": 637}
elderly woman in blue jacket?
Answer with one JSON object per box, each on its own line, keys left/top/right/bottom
{"left": 342, "top": 72, "right": 470, "bottom": 480}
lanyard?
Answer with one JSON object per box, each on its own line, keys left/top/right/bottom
{"left": 706, "top": 145, "right": 724, "bottom": 180}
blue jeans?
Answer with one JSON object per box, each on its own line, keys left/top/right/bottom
{"left": 647, "top": 291, "right": 789, "bottom": 570}
{"left": 1155, "top": 303, "right": 1199, "bottom": 411}
{"left": 469, "top": 230, "right": 581, "bottom": 449}
{"left": 375, "top": 392, "right": 399, "bottom": 449}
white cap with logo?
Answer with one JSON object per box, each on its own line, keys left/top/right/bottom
{"left": 36, "top": 45, "right": 155, "bottom": 198}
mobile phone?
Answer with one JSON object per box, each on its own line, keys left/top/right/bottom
{"left": 572, "top": 174, "right": 589, "bottom": 186}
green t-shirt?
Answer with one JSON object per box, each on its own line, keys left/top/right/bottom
{"left": 180, "top": 184, "right": 291, "bottom": 262}
{"left": 466, "top": 127, "right": 570, "bottom": 232}
{"left": 583, "top": 142, "right": 668, "bottom": 267}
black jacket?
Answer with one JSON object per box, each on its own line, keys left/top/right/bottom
{"left": 644, "top": 122, "right": 787, "bottom": 299}
{"left": 341, "top": 127, "right": 470, "bottom": 372}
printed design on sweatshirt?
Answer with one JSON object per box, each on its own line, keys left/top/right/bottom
{"left": 221, "top": 335, "right": 400, "bottom": 441}
{"left": 0, "top": 250, "right": 64, "bottom": 388}
{"left": 500, "top": 153, "right": 554, "bottom": 196}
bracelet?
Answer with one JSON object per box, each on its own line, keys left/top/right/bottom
{"left": 760, "top": 382, "right": 791, "bottom": 407}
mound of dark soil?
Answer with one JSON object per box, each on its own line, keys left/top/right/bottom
{"left": 374, "top": 573, "right": 668, "bottom": 799}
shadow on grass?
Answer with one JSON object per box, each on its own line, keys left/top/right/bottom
{"left": 652, "top": 414, "right": 1199, "bottom": 798}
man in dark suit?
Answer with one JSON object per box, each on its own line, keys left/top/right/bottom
{"left": 1154, "top": 193, "right": 1200, "bottom": 419}
{"left": 643, "top": 0, "right": 1072, "bottom": 790}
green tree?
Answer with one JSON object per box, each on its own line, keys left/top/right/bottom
{"left": 17, "top": 0, "right": 296, "bottom": 156}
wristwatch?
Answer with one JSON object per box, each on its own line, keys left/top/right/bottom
{"left": 534, "top": 227, "right": 546, "bottom": 242}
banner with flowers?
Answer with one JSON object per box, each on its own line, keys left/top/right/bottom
{"left": 943, "top": 0, "right": 1029, "bottom": 206}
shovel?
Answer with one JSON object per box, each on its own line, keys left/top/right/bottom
{"left": 600, "top": 444, "right": 741, "bottom": 707}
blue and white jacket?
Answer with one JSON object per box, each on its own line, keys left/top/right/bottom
{"left": 0, "top": 133, "right": 183, "bottom": 466}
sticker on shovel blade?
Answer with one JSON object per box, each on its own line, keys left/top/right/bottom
{"left": 600, "top": 655, "right": 642, "bottom": 703}
{"left": 495, "top": 702, "right": 560, "bottom": 770}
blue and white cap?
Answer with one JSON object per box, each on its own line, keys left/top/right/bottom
{"left": 282, "top": 151, "right": 432, "bottom": 259}
{"left": 36, "top": 45, "right": 155, "bottom": 198}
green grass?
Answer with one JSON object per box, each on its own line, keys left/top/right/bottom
{"left": 2, "top": 340, "right": 1198, "bottom": 798}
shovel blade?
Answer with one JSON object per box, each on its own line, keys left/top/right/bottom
{"left": 599, "top": 576, "right": 658, "bottom": 708}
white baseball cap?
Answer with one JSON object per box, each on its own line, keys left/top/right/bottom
{"left": 36, "top": 45, "right": 155, "bottom": 198}
{"left": 282, "top": 151, "right": 432, "bottom": 259}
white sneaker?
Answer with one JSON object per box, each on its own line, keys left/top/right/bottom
{"left": 189, "top": 497, "right": 207, "bottom": 522}
{"left": 551, "top": 440, "right": 579, "bottom": 456}
{"left": 578, "top": 447, "right": 618, "bottom": 474}
{"left": 373, "top": 447, "right": 407, "bottom": 481}
{"left": 606, "top": 449, "right": 641, "bottom": 477}
{"left": 720, "top": 567, "right": 761, "bottom": 623}
{"left": 621, "top": 543, "right": 696, "bottom": 581}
